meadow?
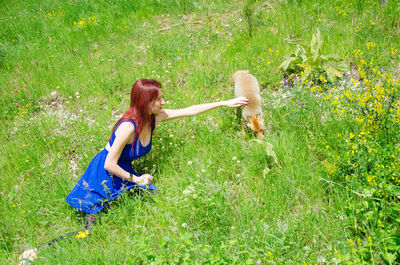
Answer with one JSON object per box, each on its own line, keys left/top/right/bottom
{"left": 1, "top": 0, "right": 399, "bottom": 264}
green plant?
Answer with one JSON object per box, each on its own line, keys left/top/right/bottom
{"left": 243, "top": 0, "right": 256, "bottom": 37}
{"left": 279, "top": 28, "right": 349, "bottom": 84}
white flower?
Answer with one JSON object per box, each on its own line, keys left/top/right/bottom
{"left": 187, "top": 161, "right": 193, "bottom": 165}
{"left": 182, "top": 223, "right": 187, "bottom": 228}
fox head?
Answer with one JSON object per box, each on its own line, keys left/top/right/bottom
{"left": 247, "top": 115, "right": 265, "bottom": 138}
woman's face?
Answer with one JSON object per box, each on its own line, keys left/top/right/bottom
{"left": 149, "top": 91, "right": 165, "bottom": 115}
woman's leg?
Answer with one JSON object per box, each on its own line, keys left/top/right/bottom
{"left": 18, "top": 213, "right": 100, "bottom": 264}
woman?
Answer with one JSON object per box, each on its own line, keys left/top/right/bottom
{"left": 19, "top": 78, "right": 248, "bottom": 265}
{"left": 66, "top": 79, "right": 248, "bottom": 215}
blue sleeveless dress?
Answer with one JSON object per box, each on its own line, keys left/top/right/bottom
{"left": 65, "top": 120, "right": 157, "bottom": 214}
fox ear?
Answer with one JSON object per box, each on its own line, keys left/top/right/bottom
{"left": 247, "top": 122, "right": 256, "bottom": 132}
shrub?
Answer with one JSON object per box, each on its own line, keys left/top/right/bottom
{"left": 320, "top": 43, "right": 400, "bottom": 264}
{"left": 279, "top": 29, "right": 349, "bottom": 85}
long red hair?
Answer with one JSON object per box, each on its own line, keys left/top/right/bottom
{"left": 110, "top": 79, "right": 161, "bottom": 149}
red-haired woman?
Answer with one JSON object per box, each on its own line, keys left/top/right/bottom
{"left": 65, "top": 78, "right": 247, "bottom": 221}
{"left": 18, "top": 79, "right": 247, "bottom": 265}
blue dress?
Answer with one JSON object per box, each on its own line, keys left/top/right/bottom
{"left": 66, "top": 119, "right": 157, "bottom": 214}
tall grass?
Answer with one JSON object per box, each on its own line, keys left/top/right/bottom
{"left": 1, "top": 0, "right": 399, "bottom": 263}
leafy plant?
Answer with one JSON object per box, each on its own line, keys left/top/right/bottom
{"left": 279, "top": 28, "right": 349, "bottom": 84}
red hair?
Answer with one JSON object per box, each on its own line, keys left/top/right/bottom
{"left": 111, "top": 79, "right": 161, "bottom": 151}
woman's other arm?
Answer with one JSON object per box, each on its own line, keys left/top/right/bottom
{"left": 104, "top": 122, "right": 153, "bottom": 185}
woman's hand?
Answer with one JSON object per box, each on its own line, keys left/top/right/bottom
{"left": 223, "top": 96, "right": 248, "bottom": 108}
{"left": 135, "top": 174, "right": 153, "bottom": 185}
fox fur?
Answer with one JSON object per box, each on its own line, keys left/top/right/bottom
{"left": 232, "top": 70, "right": 265, "bottom": 138}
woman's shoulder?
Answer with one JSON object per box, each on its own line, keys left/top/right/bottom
{"left": 115, "top": 120, "right": 136, "bottom": 137}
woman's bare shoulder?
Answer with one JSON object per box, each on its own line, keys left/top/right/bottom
{"left": 115, "top": 121, "right": 136, "bottom": 137}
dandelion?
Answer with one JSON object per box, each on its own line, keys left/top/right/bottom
{"left": 76, "top": 230, "right": 89, "bottom": 239}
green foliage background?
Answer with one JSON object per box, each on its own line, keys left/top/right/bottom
{"left": 1, "top": 0, "right": 399, "bottom": 264}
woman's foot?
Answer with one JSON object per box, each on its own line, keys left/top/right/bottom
{"left": 18, "top": 248, "right": 38, "bottom": 265}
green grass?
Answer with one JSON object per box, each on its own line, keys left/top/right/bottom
{"left": 1, "top": 0, "right": 400, "bottom": 264}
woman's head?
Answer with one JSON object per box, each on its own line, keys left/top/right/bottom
{"left": 111, "top": 79, "right": 163, "bottom": 146}
{"left": 130, "top": 79, "right": 162, "bottom": 115}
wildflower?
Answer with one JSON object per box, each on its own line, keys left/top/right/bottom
{"left": 187, "top": 161, "right": 193, "bottom": 165}
{"left": 182, "top": 223, "right": 187, "bottom": 228}
{"left": 76, "top": 230, "right": 89, "bottom": 239}
{"left": 256, "top": 261, "right": 262, "bottom": 264}
{"left": 366, "top": 42, "right": 376, "bottom": 50}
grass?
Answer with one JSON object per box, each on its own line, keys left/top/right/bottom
{"left": 1, "top": 0, "right": 400, "bottom": 264}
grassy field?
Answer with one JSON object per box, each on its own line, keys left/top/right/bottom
{"left": 1, "top": 0, "right": 400, "bottom": 264}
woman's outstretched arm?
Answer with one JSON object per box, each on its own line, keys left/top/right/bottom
{"left": 155, "top": 96, "right": 248, "bottom": 124}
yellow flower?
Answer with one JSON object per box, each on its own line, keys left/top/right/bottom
{"left": 349, "top": 132, "right": 355, "bottom": 139}
{"left": 76, "top": 230, "right": 89, "bottom": 239}
{"left": 343, "top": 90, "right": 353, "bottom": 100}
{"left": 367, "top": 42, "right": 376, "bottom": 49}
{"left": 324, "top": 94, "right": 332, "bottom": 100}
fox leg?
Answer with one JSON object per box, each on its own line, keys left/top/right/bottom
{"left": 241, "top": 118, "right": 246, "bottom": 136}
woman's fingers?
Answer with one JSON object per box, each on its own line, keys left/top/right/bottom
{"left": 235, "top": 96, "right": 248, "bottom": 107}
